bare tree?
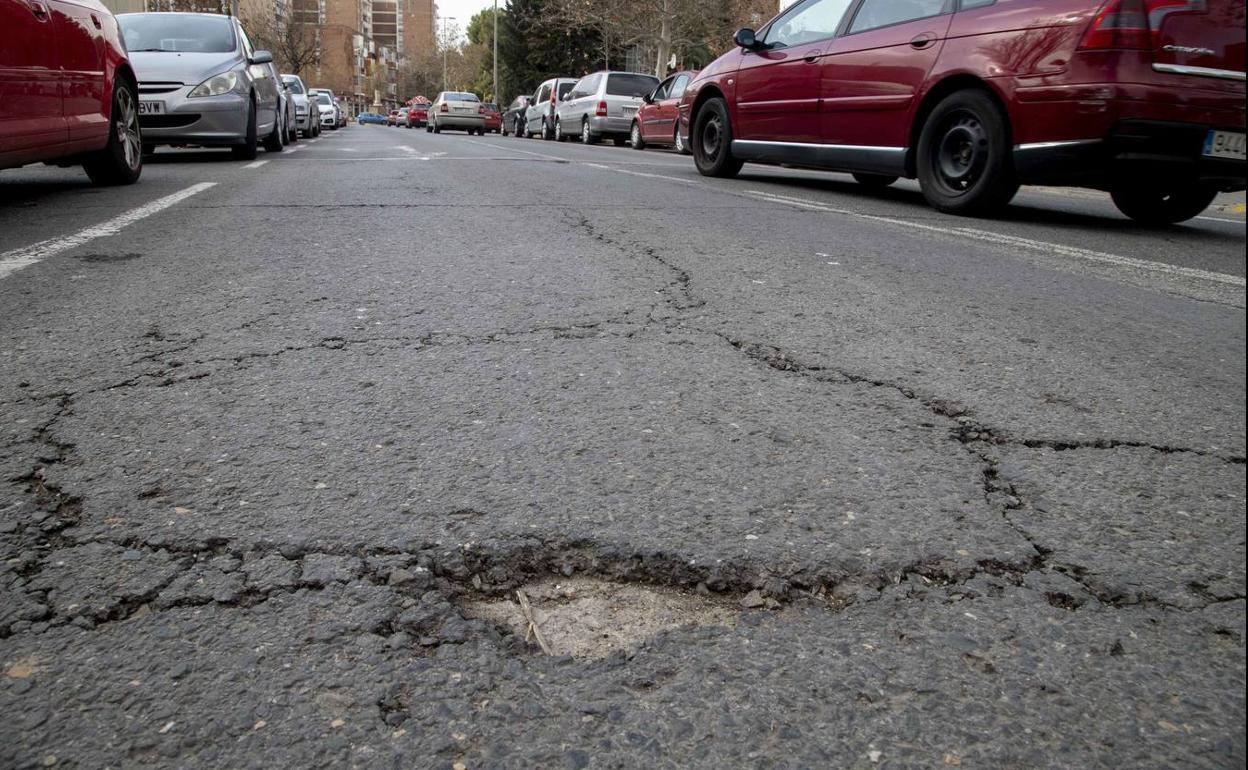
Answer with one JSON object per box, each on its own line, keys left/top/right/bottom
{"left": 239, "top": 0, "right": 322, "bottom": 75}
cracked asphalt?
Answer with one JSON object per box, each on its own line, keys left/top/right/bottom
{"left": 1, "top": 125, "right": 1245, "bottom": 768}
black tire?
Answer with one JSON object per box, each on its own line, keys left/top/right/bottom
{"left": 630, "top": 121, "right": 646, "bottom": 150}
{"left": 692, "top": 97, "right": 743, "bottom": 178}
{"left": 541, "top": 119, "right": 554, "bottom": 141}
{"left": 852, "top": 173, "right": 898, "bottom": 189}
{"left": 83, "top": 77, "right": 142, "bottom": 185}
{"left": 263, "top": 105, "right": 284, "bottom": 152}
{"left": 916, "top": 89, "right": 1018, "bottom": 216}
{"left": 231, "top": 97, "right": 259, "bottom": 160}
{"left": 581, "top": 120, "right": 597, "bottom": 145}
{"left": 433, "top": 120, "right": 442, "bottom": 134}
{"left": 426, "top": 122, "right": 434, "bottom": 133}
{"left": 1110, "top": 183, "right": 1218, "bottom": 224}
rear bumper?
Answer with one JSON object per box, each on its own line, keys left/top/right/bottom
{"left": 588, "top": 115, "right": 632, "bottom": 137}
{"left": 435, "top": 115, "right": 485, "bottom": 129}
{"left": 1013, "top": 120, "right": 1246, "bottom": 191}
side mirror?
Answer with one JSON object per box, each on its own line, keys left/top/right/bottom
{"left": 250, "top": 49, "right": 274, "bottom": 64}
{"left": 642, "top": 92, "right": 654, "bottom": 104}
{"left": 734, "top": 28, "right": 762, "bottom": 51}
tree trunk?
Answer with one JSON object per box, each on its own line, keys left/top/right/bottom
{"left": 653, "top": 0, "right": 672, "bottom": 77}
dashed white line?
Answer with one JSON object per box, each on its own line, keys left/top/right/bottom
{"left": 0, "top": 182, "right": 216, "bottom": 280}
{"left": 242, "top": 160, "right": 269, "bottom": 169}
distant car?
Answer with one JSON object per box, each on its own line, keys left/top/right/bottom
{"left": 631, "top": 71, "right": 697, "bottom": 153}
{"left": 309, "top": 89, "right": 338, "bottom": 130}
{"left": 406, "top": 102, "right": 431, "bottom": 128}
{"left": 332, "top": 100, "right": 344, "bottom": 127}
{"left": 281, "top": 74, "right": 319, "bottom": 137}
{"left": 482, "top": 103, "right": 502, "bottom": 133}
{"left": 397, "top": 107, "right": 411, "bottom": 127}
{"left": 502, "top": 96, "right": 530, "bottom": 137}
{"left": 118, "top": 12, "right": 283, "bottom": 160}
{"left": 556, "top": 71, "right": 659, "bottom": 145}
{"left": 427, "top": 91, "right": 486, "bottom": 135}
{"left": 357, "top": 112, "right": 387, "bottom": 125}
{"left": 388, "top": 109, "right": 400, "bottom": 126}
{"left": 523, "top": 78, "right": 577, "bottom": 140}
{"left": 0, "top": 0, "right": 142, "bottom": 184}
{"left": 267, "top": 62, "right": 296, "bottom": 147}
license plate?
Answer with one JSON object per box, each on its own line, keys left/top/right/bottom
{"left": 138, "top": 101, "right": 164, "bottom": 115}
{"left": 623, "top": 106, "right": 638, "bottom": 114}
{"left": 1203, "top": 130, "right": 1246, "bottom": 160}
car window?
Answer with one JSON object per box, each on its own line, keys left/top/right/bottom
{"left": 605, "top": 74, "right": 659, "bottom": 97}
{"left": 119, "top": 13, "right": 236, "bottom": 53}
{"left": 959, "top": 0, "right": 994, "bottom": 8}
{"left": 763, "top": 0, "right": 855, "bottom": 47}
{"left": 484, "top": 103, "right": 498, "bottom": 111}
{"left": 556, "top": 82, "right": 576, "bottom": 99}
{"left": 670, "top": 75, "right": 690, "bottom": 99}
{"left": 450, "top": 92, "right": 479, "bottom": 101}
{"left": 652, "top": 77, "right": 674, "bottom": 101}
{"left": 849, "top": 0, "right": 948, "bottom": 32}
{"left": 537, "top": 84, "right": 551, "bottom": 102}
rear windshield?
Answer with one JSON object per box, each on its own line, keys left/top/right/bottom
{"left": 445, "top": 92, "right": 479, "bottom": 102}
{"left": 282, "top": 77, "right": 305, "bottom": 93}
{"left": 557, "top": 82, "right": 575, "bottom": 99}
{"left": 484, "top": 103, "right": 498, "bottom": 111}
{"left": 606, "top": 74, "right": 660, "bottom": 97}
{"left": 120, "top": 14, "right": 235, "bottom": 53}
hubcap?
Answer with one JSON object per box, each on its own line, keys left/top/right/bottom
{"left": 700, "top": 115, "right": 723, "bottom": 160}
{"left": 632, "top": 125, "right": 640, "bottom": 145}
{"left": 934, "top": 112, "right": 988, "bottom": 193}
{"left": 117, "top": 87, "right": 141, "bottom": 170}
{"left": 583, "top": 123, "right": 590, "bottom": 143}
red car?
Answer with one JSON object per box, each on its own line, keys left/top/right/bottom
{"left": 482, "top": 103, "right": 503, "bottom": 133}
{"left": 680, "top": 0, "right": 1245, "bottom": 223}
{"left": 631, "top": 70, "right": 699, "bottom": 153}
{"left": 0, "top": 0, "right": 142, "bottom": 184}
{"left": 406, "top": 102, "right": 431, "bottom": 128}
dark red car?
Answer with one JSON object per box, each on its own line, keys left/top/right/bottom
{"left": 406, "top": 101, "right": 431, "bottom": 128}
{"left": 680, "top": 0, "right": 1245, "bottom": 223}
{"left": 482, "top": 103, "right": 503, "bottom": 133}
{"left": 631, "top": 70, "right": 699, "bottom": 153}
{"left": 0, "top": 0, "right": 142, "bottom": 184}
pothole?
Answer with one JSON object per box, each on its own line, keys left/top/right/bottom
{"left": 465, "top": 577, "right": 738, "bottom": 660}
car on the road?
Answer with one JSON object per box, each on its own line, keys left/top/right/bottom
{"left": 631, "top": 70, "right": 697, "bottom": 153}
{"left": 680, "top": 0, "right": 1246, "bottom": 223}
{"left": 406, "top": 102, "right": 431, "bottom": 128}
{"left": 387, "top": 109, "right": 401, "bottom": 127}
{"left": 333, "top": 99, "right": 345, "bottom": 127}
{"left": 357, "top": 112, "right": 386, "bottom": 125}
{"left": 482, "top": 103, "right": 503, "bottom": 133}
{"left": 502, "top": 96, "right": 530, "bottom": 136}
{"left": 555, "top": 71, "right": 660, "bottom": 145}
{"left": 523, "top": 78, "right": 577, "bottom": 140}
{"left": 281, "top": 74, "right": 319, "bottom": 138}
{"left": 309, "top": 89, "right": 339, "bottom": 130}
{"left": 0, "top": 0, "right": 142, "bottom": 184}
{"left": 118, "top": 12, "right": 284, "bottom": 160}
{"left": 268, "top": 62, "right": 296, "bottom": 147}
{"left": 427, "top": 91, "right": 486, "bottom": 135}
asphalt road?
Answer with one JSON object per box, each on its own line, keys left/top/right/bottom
{"left": 1, "top": 124, "right": 1245, "bottom": 769}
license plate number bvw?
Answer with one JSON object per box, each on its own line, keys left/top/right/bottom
{"left": 138, "top": 101, "right": 164, "bottom": 115}
{"left": 1203, "top": 130, "right": 1246, "bottom": 160}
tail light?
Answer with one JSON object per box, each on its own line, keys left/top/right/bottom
{"left": 595, "top": 100, "right": 608, "bottom": 117}
{"left": 440, "top": 103, "right": 448, "bottom": 112}
{"left": 1079, "top": 0, "right": 1197, "bottom": 50}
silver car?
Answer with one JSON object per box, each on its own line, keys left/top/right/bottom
{"left": 118, "top": 12, "right": 283, "bottom": 160}
{"left": 282, "top": 74, "right": 320, "bottom": 138}
{"left": 523, "top": 78, "right": 576, "bottom": 140}
{"left": 555, "top": 71, "right": 659, "bottom": 145}
{"left": 426, "top": 91, "right": 485, "bottom": 135}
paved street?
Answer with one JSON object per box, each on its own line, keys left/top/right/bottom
{"left": 1, "top": 125, "right": 1245, "bottom": 768}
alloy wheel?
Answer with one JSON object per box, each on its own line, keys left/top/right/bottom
{"left": 116, "top": 86, "right": 141, "bottom": 171}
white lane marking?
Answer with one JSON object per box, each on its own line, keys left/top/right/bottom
{"left": 1196, "top": 215, "right": 1246, "bottom": 225}
{"left": 242, "top": 160, "right": 269, "bottom": 169}
{"left": 395, "top": 145, "right": 417, "bottom": 153}
{"left": 584, "top": 162, "right": 699, "bottom": 186}
{"left": 744, "top": 189, "right": 1246, "bottom": 287}
{"left": 0, "top": 182, "right": 216, "bottom": 280}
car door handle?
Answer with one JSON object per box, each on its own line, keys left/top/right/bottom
{"left": 28, "top": 0, "right": 49, "bottom": 18}
{"left": 910, "top": 33, "right": 937, "bottom": 49}
{"left": 91, "top": 13, "right": 102, "bottom": 28}
{"left": 804, "top": 51, "right": 822, "bottom": 63}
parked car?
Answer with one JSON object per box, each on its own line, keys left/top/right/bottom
{"left": 388, "top": 109, "right": 401, "bottom": 126}
{"left": 0, "top": 0, "right": 142, "bottom": 184}
{"left": 406, "top": 102, "right": 431, "bottom": 128}
{"left": 333, "top": 100, "right": 345, "bottom": 127}
{"left": 268, "top": 62, "right": 296, "bottom": 147}
{"left": 118, "top": 12, "right": 283, "bottom": 160}
{"left": 631, "top": 70, "right": 697, "bottom": 153}
{"left": 426, "top": 91, "right": 486, "bottom": 135}
{"left": 482, "top": 103, "right": 503, "bottom": 133}
{"left": 680, "top": 0, "right": 1246, "bottom": 223}
{"left": 502, "top": 96, "right": 530, "bottom": 136}
{"left": 523, "top": 78, "right": 577, "bottom": 140}
{"left": 555, "top": 71, "right": 660, "bottom": 145}
{"left": 357, "top": 112, "right": 387, "bottom": 125}
{"left": 281, "top": 74, "right": 319, "bottom": 137}
{"left": 309, "top": 89, "right": 338, "bottom": 130}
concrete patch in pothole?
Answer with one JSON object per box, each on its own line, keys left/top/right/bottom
{"left": 466, "top": 577, "right": 737, "bottom": 659}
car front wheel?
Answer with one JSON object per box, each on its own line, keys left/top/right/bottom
{"left": 83, "top": 77, "right": 142, "bottom": 185}
{"left": 1110, "top": 183, "right": 1218, "bottom": 224}
{"left": 631, "top": 122, "right": 646, "bottom": 150}
{"left": 916, "top": 89, "right": 1018, "bottom": 216}
{"left": 231, "top": 97, "right": 259, "bottom": 160}
{"left": 692, "top": 97, "right": 743, "bottom": 178}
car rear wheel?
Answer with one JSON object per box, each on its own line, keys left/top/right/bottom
{"left": 1110, "top": 183, "right": 1218, "bottom": 224}
{"left": 581, "top": 120, "right": 597, "bottom": 145}
{"left": 692, "top": 97, "right": 743, "bottom": 178}
{"left": 917, "top": 90, "right": 1018, "bottom": 216}
{"left": 433, "top": 120, "right": 442, "bottom": 134}
{"left": 83, "top": 77, "right": 142, "bottom": 186}
{"left": 231, "top": 97, "right": 259, "bottom": 160}
{"left": 852, "top": 173, "right": 898, "bottom": 189}
{"left": 630, "top": 122, "right": 646, "bottom": 150}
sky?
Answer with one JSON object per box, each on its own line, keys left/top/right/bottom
{"left": 436, "top": 0, "right": 496, "bottom": 33}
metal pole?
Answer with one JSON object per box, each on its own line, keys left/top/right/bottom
{"left": 492, "top": 0, "right": 498, "bottom": 104}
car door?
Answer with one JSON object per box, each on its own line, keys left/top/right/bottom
{"left": 641, "top": 76, "right": 673, "bottom": 140}
{"left": 734, "top": 0, "right": 855, "bottom": 143}
{"left": 655, "top": 73, "right": 690, "bottom": 142}
{"left": 0, "top": 0, "right": 66, "bottom": 160}
{"left": 564, "top": 74, "right": 597, "bottom": 129}
{"left": 49, "top": 0, "right": 107, "bottom": 147}
{"left": 529, "top": 82, "right": 550, "bottom": 132}
{"left": 820, "top": 0, "right": 954, "bottom": 151}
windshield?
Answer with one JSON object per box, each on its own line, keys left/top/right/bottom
{"left": 606, "top": 74, "right": 660, "bottom": 97}
{"left": 315, "top": 94, "right": 332, "bottom": 105}
{"left": 282, "top": 77, "right": 305, "bottom": 94}
{"left": 119, "top": 14, "right": 235, "bottom": 53}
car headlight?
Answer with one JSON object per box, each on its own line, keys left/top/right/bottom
{"left": 188, "top": 71, "right": 240, "bottom": 98}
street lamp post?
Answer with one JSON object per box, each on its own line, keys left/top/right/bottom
{"left": 439, "top": 17, "right": 456, "bottom": 91}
